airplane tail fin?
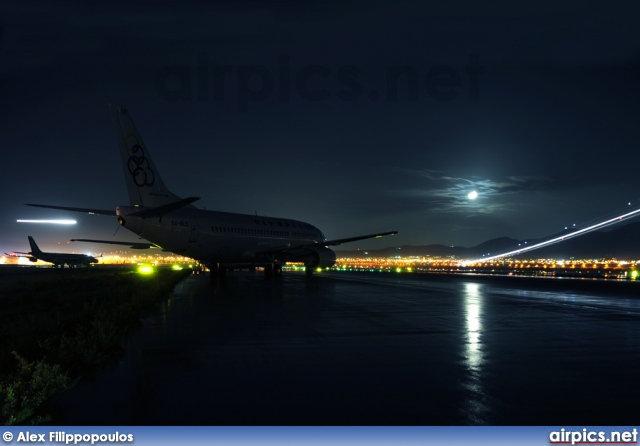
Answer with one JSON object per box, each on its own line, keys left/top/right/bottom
{"left": 109, "top": 104, "right": 187, "bottom": 208}
{"left": 28, "top": 236, "right": 43, "bottom": 254}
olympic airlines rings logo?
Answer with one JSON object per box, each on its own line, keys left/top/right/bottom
{"left": 125, "top": 134, "right": 155, "bottom": 187}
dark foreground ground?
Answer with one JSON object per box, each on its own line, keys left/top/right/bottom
{"left": 0, "top": 264, "right": 192, "bottom": 425}
{"left": 50, "top": 270, "right": 640, "bottom": 425}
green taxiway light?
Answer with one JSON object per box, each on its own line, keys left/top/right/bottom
{"left": 138, "top": 265, "right": 154, "bottom": 274}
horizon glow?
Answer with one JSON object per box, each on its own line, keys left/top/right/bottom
{"left": 17, "top": 219, "right": 77, "bottom": 225}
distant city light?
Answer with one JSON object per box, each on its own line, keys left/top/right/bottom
{"left": 17, "top": 219, "right": 77, "bottom": 224}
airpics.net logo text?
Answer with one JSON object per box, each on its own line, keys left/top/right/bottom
{"left": 155, "top": 53, "right": 484, "bottom": 112}
{"left": 549, "top": 428, "right": 638, "bottom": 445}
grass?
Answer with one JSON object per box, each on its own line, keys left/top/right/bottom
{"left": 0, "top": 266, "right": 191, "bottom": 425}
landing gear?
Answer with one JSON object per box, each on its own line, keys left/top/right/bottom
{"left": 208, "top": 263, "right": 227, "bottom": 282}
{"left": 208, "top": 263, "right": 218, "bottom": 282}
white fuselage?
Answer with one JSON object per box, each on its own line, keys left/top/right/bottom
{"left": 116, "top": 205, "right": 326, "bottom": 265}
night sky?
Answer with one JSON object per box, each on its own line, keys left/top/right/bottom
{"left": 1, "top": 1, "right": 639, "bottom": 254}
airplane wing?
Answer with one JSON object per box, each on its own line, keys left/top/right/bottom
{"left": 26, "top": 204, "right": 116, "bottom": 216}
{"left": 317, "top": 230, "right": 398, "bottom": 247}
{"left": 71, "top": 239, "right": 161, "bottom": 249}
{"left": 256, "top": 230, "right": 398, "bottom": 254}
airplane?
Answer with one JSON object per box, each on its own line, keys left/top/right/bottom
{"left": 7, "top": 236, "right": 99, "bottom": 267}
{"left": 27, "top": 104, "right": 397, "bottom": 276}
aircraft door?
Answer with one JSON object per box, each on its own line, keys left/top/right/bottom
{"left": 189, "top": 219, "right": 199, "bottom": 243}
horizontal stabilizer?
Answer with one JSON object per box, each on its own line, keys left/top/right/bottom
{"left": 26, "top": 204, "right": 116, "bottom": 216}
{"left": 128, "top": 197, "right": 200, "bottom": 218}
{"left": 7, "top": 252, "right": 32, "bottom": 258}
{"left": 71, "top": 239, "right": 160, "bottom": 249}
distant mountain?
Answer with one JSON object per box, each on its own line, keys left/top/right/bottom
{"left": 335, "top": 221, "right": 640, "bottom": 260}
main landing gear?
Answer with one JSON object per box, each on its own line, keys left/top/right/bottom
{"left": 208, "top": 263, "right": 227, "bottom": 282}
{"left": 206, "top": 262, "right": 288, "bottom": 281}
{"left": 264, "top": 263, "right": 283, "bottom": 278}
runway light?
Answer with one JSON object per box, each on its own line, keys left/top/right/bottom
{"left": 17, "top": 219, "right": 77, "bottom": 224}
{"left": 631, "top": 270, "right": 638, "bottom": 280}
{"left": 172, "top": 264, "right": 183, "bottom": 271}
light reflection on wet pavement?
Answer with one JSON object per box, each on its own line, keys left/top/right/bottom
{"left": 53, "top": 272, "right": 640, "bottom": 425}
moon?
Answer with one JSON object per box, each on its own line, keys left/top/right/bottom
{"left": 467, "top": 191, "right": 478, "bottom": 200}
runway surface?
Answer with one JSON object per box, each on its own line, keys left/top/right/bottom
{"left": 52, "top": 271, "right": 640, "bottom": 425}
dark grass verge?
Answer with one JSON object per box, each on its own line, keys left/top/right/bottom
{"left": 0, "top": 266, "right": 192, "bottom": 425}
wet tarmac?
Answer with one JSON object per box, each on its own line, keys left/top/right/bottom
{"left": 52, "top": 271, "right": 640, "bottom": 425}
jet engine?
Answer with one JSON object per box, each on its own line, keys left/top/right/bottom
{"left": 303, "top": 247, "right": 337, "bottom": 268}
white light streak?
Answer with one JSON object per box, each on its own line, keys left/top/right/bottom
{"left": 461, "top": 207, "right": 640, "bottom": 265}
{"left": 17, "top": 219, "right": 77, "bottom": 225}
